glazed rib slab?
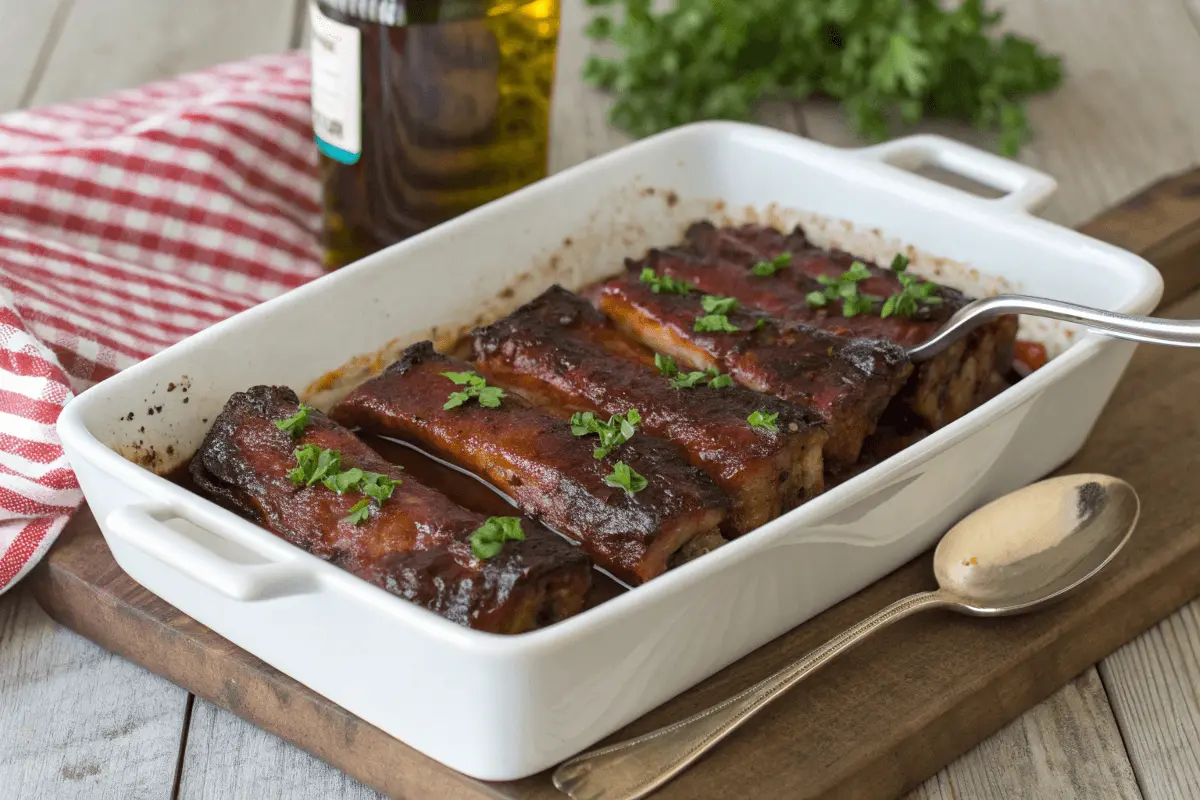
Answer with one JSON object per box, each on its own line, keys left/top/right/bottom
{"left": 589, "top": 273, "right": 913, "bottom": 467}
{"left": 331, "top": 342, "right": 729, "bottom": 585}
{"left": 190, "top": 385, "right": 592, "bottom": 634}
{"left": 471, "top": 286, "right": 829, "bottom": 537}
{"left": 637, "top": 222, "right": 1018, "bottom": 429}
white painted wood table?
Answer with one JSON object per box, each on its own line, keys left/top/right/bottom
{"left": 2, "top": 1, "right": 1199, "bottom": 797}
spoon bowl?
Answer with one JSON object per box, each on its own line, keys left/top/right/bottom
{"left": 553, "top": 473, "right": 1140, "bottom": 800}
{"left": 933, "top": 473, "right": 1139, "bottom": 616}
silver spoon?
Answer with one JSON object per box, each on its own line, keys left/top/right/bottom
{"left": 553, "top": 473, "right": 1139, "bottom": 800}
{"left": 908, "top": 294, "right": 1200, "bottom": 362}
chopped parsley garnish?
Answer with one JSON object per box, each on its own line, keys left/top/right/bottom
{"left": 751, "top": 252, "right": 791, "bottom": 277}
{"left": 289, "top": 444, "right": 342, "bottom": 487}
{"left": 324, "top": 467, "right": 364, "bottom": 494}
{"left": 604, "top": 461, "right": 648, "bottom": 495}
{"left": 346, "top": 498, "right": 372, "bottom": 525}
{"left": 655, "top": 352, "right": 733, "bottom": 389}
{"left": 880, "top": 257, "right": 943, "bottom": 318}
{"left": 470, "top": 516, "right": 526, "bottom": 559}
{"left": 671, "top": 371, "right": 709, "bottom": 389}
{"left": 747, "top": 410, "right": 779, "bottom": 432}
{"left": 442, "top": 370, "right": 505, "bottom": 410}
{"left": 358, "top": 471, "right": 400, "bottom": 502}
{"left": 805, "top": 261, "right": 881, "bottom": 318}
{"left": 288, "top": 444, "right": 401, "bottom": 525}
{"left": 694, "top": 314, "right": 739, "bottom": 333}
{"left": 571, "top": 408, "right": 641, "bottom": 459}
{"left": 654, "top": 353, "right": 678, "bottom": 377}
{"left": 639, "top": 267, "right": 693, "bottom": 295}
{"left": 274, "top": 404, "right": 314, "bottom": 437}
{"left": 700, "top": 295, "right": 739, "bottom": 315}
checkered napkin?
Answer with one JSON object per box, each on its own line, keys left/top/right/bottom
{"left": 0, "top": 52, "right": 323, "bottom": 594}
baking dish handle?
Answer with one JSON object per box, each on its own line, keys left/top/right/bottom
{"left": 105, "top": 503, "right": 317, "bottom": 601}
{"left": 853, "top": 134, "right": 1057, "bottom": 214}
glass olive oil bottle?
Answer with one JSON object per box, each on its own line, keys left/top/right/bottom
{"left": 310, "top": 0, "right": 560, "bottom": 269}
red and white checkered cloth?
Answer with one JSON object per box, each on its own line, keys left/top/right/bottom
{"left": 0, "top": 51, "right": 323, "bottom": 594}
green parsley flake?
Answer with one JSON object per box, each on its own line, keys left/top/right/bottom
{"left": 604, "top": 461, "right": 648, "bottom": 495}
{"left": 323, "top": 467, "right": 364, "bottom": 494}
{"left": 346, "top": 497, "right": 372, "bottom": 525}
{"left": 656, "top": 352, "right": 733, "bottom": 389}
{"left": 289, "top": 444, "right": 343, "bottom": 487}
{"left": 805, "top": 261, "right": 882, "bottom": 317}
{"left": 890, "top": 253, "right": 910, "bottom": 273}
{"left": 639, "top": 267, "right": 693, "bottom": 295}
{"left": 747, "top": 410, "right": 779, "bottom": 433}
{"left": 442, "top": 370, "right": 505, "bottom": 410}
{"left": 881, "top": 270, "right": 944, "bottom": 318}
{"left": 751, "top": 252, "right": 791, "bottom": 277}
{"left": 654, "top": 353, "right": 679, "bottom": 378}
{"left": 670, "top": 371, "right": 709, "bottom": 389}
{"left": 700, "top": 295, "right": 739, "bottom": 315}
{"left": 470, "top": 517, "right": 526, "bottom": 559}
{"left": 274, "top": 404, "right": 314, "bottom": 437}
{"left": 570, "top": 408, "right": 641, "bottom": 459}
{"left": 289, "top": 446, "right": 401, "bottom": 524}
{"left": 694, "top": 314, "right": 739, "bottom": 333}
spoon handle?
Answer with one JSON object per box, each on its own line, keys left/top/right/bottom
{"left": 907, "top": 294, "right": 1200, "bottom": 363}
{"left": 552, "top": 591, "right": 949, "bottom": 800}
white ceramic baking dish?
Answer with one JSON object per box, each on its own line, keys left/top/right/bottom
{"left": 56, "top": 122, "right": 1162, "bottom": 782}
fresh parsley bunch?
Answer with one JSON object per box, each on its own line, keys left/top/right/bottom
{"left": 583, "top": 0, "right": 1063, "bottom": 155}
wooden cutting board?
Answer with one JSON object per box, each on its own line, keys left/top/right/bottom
{"left": 27, "top": 168, "right": 1200, "bottom": 800}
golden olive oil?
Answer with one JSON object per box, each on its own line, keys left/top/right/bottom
{"left": 312, "top": 1, "right": 560, "bottom": 269}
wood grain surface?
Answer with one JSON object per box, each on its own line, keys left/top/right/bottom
{"left": 27, "top": 166, "right": 1200, "bottom": 799}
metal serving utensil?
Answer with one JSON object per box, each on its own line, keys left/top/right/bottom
{"left": 907, "top": 294, "right": 1200, "bottom": 362}
{"left": 553, "top": 473, "right": 1139, "bottom": 800}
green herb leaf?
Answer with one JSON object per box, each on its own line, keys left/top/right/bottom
{"left": 750, "top": 252, "right": 791, "bottom": 277}
{"left": 603, "top": 461, "right": 648, "bottom": 495}
{"left": 707, "top": 371, "right": 734, "bottom": 388}
{"left": 806, "top": 261, "right": 882, "bottom": 317}
{"left": 310, "top": 448, "right": 342, "bottom": 486}
{"left": 670, "top": 371, "right": 709, "bottom": 389}
{"left": 477, "top": 386, "right": 505, "bottom": 408}
{"left": 700, "top": 295, "right": 739, "bottom": 315}
{"left": 569, "top": 408, "right": 641, "bottom": 459}
{"left": 470, "top": 517, "right": 526, "bottom": 559}
{"left": 580, "top": 0, "right": 1062, "bottom": 156}
{"left": 890, "top": 253, "right": 910, "bottom": 273}
{"left": 274, "top": 404, "right": 314, "bottom": 437}
{"left": 323, "top": 467, "right": 364, "bottom": 494}
{"left": 346, "top": 497, "right": 372, "bottom": 526}
{"left": 694, "top": 314, "right": 739, "bottom": 333}
{"left": 747, "top": 410, "right": 779, "bottom": 433}
{"left": 293, "top": 444, "right": 400, "bottom": 510}
{"left": 881, "top": 271, "right": 943, "bottom": 318}
{"left": 359, "top": 471, "right": 400, "bottom": 502}
{"left": 639, "top": 267, "right": 693, "bottom": 295}
{"left": 441, "top": 370, "right": 505, "bottom": 410}
{"left": 289, "top": 443, "right": 321, "bottom": 485}
{"left": 654, "top": 353, "right": 679, "bottom": 378}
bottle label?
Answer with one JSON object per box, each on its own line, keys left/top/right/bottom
{"left": 310, "top": 2, "right": 362, "bottom": 165}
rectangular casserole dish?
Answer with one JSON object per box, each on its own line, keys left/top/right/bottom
{"left": 55, "top": 123, "right": 1163, "bottom": 781}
